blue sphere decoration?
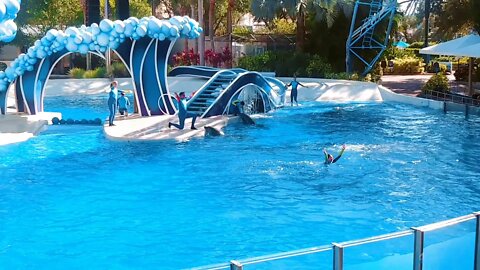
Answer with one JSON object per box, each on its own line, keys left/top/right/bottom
{"left": 51, "top": 117, "right": 60, "bottom": 125}
{"left": 0, "top": 15, "right": 203, "bottom": 95}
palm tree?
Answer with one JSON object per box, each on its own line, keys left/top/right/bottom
{"left": 208, "top": 0, "right": 215, "bottom": 51}
{"left": 226, "top": 0, "right": 234, "bottom": 67}
{"left": 83, "top": 0, "right": 100, "bottom": 25}
{"left": 82, "top": 0, "right": 100, "bottom": 71}
{"left": 116, "top": 0, "right": 130, "bottom": 20}
{"left": 251, "top": 0, "right": 352, "bottom": 52}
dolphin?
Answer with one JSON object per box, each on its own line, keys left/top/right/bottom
{"left": 239, "top": 113, "right": 256, "bottom": 125}
{"left": 204, "top": 126, "right": 224, "bottom": 137}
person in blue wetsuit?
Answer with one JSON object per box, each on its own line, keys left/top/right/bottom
{"left": 168, "top": 92, "right": 198, "bottom": 130}
{"left": 232, "top": 99, "right": 245, "bottom": 116}
{"left": 286, "top": 75, "right": 307, "bottom": 106}
{"left": 323, "top": 144, "right": 346, "bottom": 164}
{"left": 107, "top": 81, "right": 119, "bottom": 126}
{"left": 117, "top": 92, "right": 130, "bottom": 117}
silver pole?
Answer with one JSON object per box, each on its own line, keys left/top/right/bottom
{"left": 412, "top": 228, "right": 425, "bottom": 270}
{"left": 475, "top": 212, "right": 480, "bottom": 270}
{"left": 333, "top": 243, "right": 344, "bottom": 270}
{"left": 229, "top": 260, "right": 243, "bottom": 270}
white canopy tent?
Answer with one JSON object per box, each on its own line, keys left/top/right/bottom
{"left": 456, "top": 42, "right": 480, "bottom": 58}
{"left": 420, "top": 34, "right": 480, "bottom": 96}
{"left": 420, "top": 34, "right": 480, "bottom": 57}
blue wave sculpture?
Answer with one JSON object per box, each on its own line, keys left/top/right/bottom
{"left": 0, "top": 0, "right": 20, "bottom": 42}
{"left": 0, "top": 16, "right": 202, "bottom": 115}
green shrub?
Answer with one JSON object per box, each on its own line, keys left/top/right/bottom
{"left": 306, "top": 55, "right": 332, "bottom": 78}
{"left": 233, "top": 26, "right": 254, "bottom": 36}
{"left": 384, "top": 47, "right": 417, "bottom": 59}
{"left": 374, "top": 62, "right": 384, "bottom": 81}
{"left": 324, "top": 72, "right": 361, "bottom": 81}
{"left": 454, "top": 65, "right": 480, "bottom": 82}
{"left": 271, "top": 18, "right": 296, "bottom": 34}
{"left": 83, "top": 70, "right": 96, "bottom": 78}
{"left": 83, "top": 67, "right": 106, "bottom": 78}
{"left": 237, "top": 51, "right": 333, "bottom": 78}
{"left": 109, "top": 62, "right": 130, "bottom": 78}
{"left": 69, "top": 68, "right": 85, "bottom": 79}
{"left": 94, "top": 67, "right": 106, "bottom": 78}
{"left": 237, "top": 52, "right": 274, "bottom": 72}
{"left": 408, "top": 41, "right": 437, "bottom": 49}
{"left": 423, "top": 74, "right": 450, "bottom": 93}
{"left": 384, "top": 57, "right": 425, "bottom": 75}
{"left": 435, "top": 56, "right": 455, "bottom": 62}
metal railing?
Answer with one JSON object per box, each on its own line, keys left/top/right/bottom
{"left": 422, "top": 89, "right": 480, "bottom": 107}
{"left": 193, "top": 212, "right": 480, "bottom": 270}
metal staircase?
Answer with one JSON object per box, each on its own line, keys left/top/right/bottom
{"left": 362, "top": 1, "right": 383, "bottom": 47}
{"left": 346, "top": 0, "right": 397, "bottom": 75}
{"left": 186, "top": 71, "right": 238, "bottom": 116}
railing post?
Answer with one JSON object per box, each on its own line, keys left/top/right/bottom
{"left": 230, "top": 260, "right": 243, "bottom": 270}
{"left": 474, "top": 212, "right": 480, "bottom": 270}
{"left": 412, "top": 227, "right": 425, "bottom": 270}
{"left": 333, "top": 243, "right": 344, "bottom": 270}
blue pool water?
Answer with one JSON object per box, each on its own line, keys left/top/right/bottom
{"left": 1, "top": 96, "right": 480, "bottom": 269}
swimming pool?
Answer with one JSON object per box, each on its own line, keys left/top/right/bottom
{"left": 1, "top": 96, "right": 479, "bottom": 269}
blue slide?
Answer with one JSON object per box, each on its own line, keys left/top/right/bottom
{"left": 169, "top": 66, "right": 285, "bottom": 118}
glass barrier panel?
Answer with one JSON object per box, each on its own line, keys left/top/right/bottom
{"left": 243, "top": 249, "right": 332, "bottom": 270}
{"left": 423, "top": 220, "right": 475, "bottom": 270}
{"left": 191, "top": 264, "right": 230, "bottom": 270}
{"left": 343, "top": 233, "right": 414, "bottom": 270}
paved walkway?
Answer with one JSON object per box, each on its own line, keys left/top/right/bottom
{"left": 380, "top": 75, "right": 432, "bottom": 96}
{"left": 381, "top": 74, "right": 480, "bottom": 97}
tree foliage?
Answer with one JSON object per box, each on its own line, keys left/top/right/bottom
{"left": 250, "top": 0, "right": 353, "bottom": 51}
{"left": 432, "top": 0, "right": 473, "bottom": 39}
{"left": 250, "top": 0, "right": 352, "bottom": 28}
{"left": 101, "top": 0, "right": 151, "bottom": 19}
{"left": 12, "top": 0, "right": 83, "bottom": 47}
{"left": 406, "top": 0, "right": 480, "bottom": 40}
{"left": 12, "top": 0, "right": 151, "bottom": 47}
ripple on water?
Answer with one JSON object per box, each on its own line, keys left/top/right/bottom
{"left": 1, "top": 101, "right": 480, "bottom": 268}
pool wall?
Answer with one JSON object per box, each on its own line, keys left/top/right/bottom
{"left": 0, "top": 77, "right": 463, "bottom": 146}
{"left": 377, "top": 85, "right": 444, "bottom": 110}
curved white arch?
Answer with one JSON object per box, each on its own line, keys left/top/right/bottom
{"left": 39, "top": 51, "right": 106, "bottom": 113}
{"left": 223, "top": 83, "right": 268, "bottom": 115}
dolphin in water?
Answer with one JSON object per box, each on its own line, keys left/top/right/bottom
{"left": 204, "top": 126, "right": 224, "bottom": 137}
{"left": 239, "top": 113, "right": 256, "bottom": 125}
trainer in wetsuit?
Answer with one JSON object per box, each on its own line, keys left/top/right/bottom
{"left": 168, "top": 92, "right": 198, "bottom": 130}
{"left": 117, "top": 92, "right": 130, "bottom": 117}
{"left": 232, "top": 99, "right": 245, "bottom": 116}
{"left": 286, "top": 75, "right": 306, "bottom": 106}
{"left": 324, "top": 144, "right": 346, "bottom": 164}
{"left": 107, "top": 81, "right": 119, "bottom": 126}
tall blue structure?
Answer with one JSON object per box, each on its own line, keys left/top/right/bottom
{"left": 346, "top": 0, "right": 397, "bottom": 75}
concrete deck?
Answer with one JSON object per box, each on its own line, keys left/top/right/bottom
{"left": 104, "top": 114, "right": 231, "bottom": 142}
{"left": 0, "top": 112, "right": 61, "bottom": 145}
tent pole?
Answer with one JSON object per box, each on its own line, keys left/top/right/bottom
{"left": 469, "top": 57, "right": 474, "bottom": 96}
